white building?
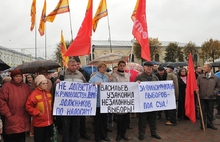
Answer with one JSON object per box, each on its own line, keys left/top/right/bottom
{"left": 0, "top": 45, "right": 33, "bottom": 68}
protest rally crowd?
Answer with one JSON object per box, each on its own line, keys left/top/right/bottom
{"left": 0, "top": 56, "right": 220, "bottom": 142}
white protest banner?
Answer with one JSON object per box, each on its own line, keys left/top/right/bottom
{"left": 100, "top": 82, "right": 140, "bottom": 113}
{"left": 139, "top": 81, "right": 176, "bottom": 112}
{"left": 53, "top": 81, "right": 97, "bottom": 116}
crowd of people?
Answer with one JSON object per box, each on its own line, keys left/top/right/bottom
{"left": 0, "top": 57, "right": 220, "bottom": 142}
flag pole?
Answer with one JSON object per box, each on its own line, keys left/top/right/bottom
{"left": 35, "top": 15, "right": 37, "bottom": 60}
{"left": 67, "top": 0, "right": 73, "bottom": 40}
{"left": 196, "top": 92, "right": 206, "bottom": 132}
{"left": 107, "top": 15, "right": 112, "bottom": 53}
{"left": 127, "top": 38, "right": 136, "bottom": 82}
{"left": 45, "top": 23, "right": 47, "bottom": 59}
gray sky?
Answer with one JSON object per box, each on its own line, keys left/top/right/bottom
{"left": 0, "top": 0, "right": 220, "bottom": 59}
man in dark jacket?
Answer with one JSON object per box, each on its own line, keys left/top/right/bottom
{"left": 135, "top": 61, "right": 161, "bottom": 140}
{"left": 197, "top": 63, "right": 220, "bottom": 130}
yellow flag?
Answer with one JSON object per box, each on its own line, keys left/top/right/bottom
{"left": 30, "top": 0, "right": 36, "bottom": 31}
{"left": 60, "top": 30, "right": 69, "bottom": 68}
{"left": 92, "top": 0, "right": 108, "bottom": 32}
{"left": 38, "top": 0, "right": 46, "bottom": 36}
{"left": 46, "top": 0, "right": 70, "bottom": 22}
{"left": 131, "top": 0, "right": 139, "bottom": 21}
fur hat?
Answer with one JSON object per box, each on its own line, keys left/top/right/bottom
{"left": 10, "top": 69, "right": 22, "bottom": 79}
{"left": 2, "top": 77, "right": 11, "bottom": 85}
{"left": 35, "top": 75, "right": 47, "bottom": 86}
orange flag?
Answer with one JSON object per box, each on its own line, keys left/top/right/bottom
{"left": 30, "top": 0, "right": 36, "bottom": 31}
{"left": 60, "top": 30, "right": 69, "bottom": 68}
{"left": 185, "top": 53, "right": 198, "bottom": 123}
{"left": 131, "top": 0, "right": 139, "bottom": 21}
{"left": 132, "top": 0, "right": 150, "bottom": 61}
{"left": 64, "top": 0, "right": 92, "bottom": 56}
{"left": 46, "top": 0, "right": 70, "bottom": 22}
{"left": 92, "top": 0, "right": 108, "bottom": 32}
{"left": 38, "top": 0, "right": 46, "bottom": 36}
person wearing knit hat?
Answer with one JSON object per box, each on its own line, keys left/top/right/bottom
{"left": 10, "top": 69, "right": 23, "bottom": 81}
{"left": 26, "top": 74, "right": 53, "bottom": 142}
{"left": 35, "top": 75, "right": 47, "bottom": 87}
{"left": 0, "top": 69, "right": 31, "bottom": 142}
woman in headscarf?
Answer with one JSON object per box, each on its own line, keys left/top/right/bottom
{"left": 26, "top": 75, "right": 53, "bottom": 142}
{"left": 0, "top": 69, "right": 31, "bottom": 142}
{"left": 177, "top": 68, "right": 188, "bottom": 121}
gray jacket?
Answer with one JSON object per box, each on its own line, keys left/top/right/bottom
{"left": 59, "top": 69, "right": 86, "bottom": 83}
{"left": 197, "top": 73, "right": 220, "bottom": 99}
{"left": 167, "top": 72, "right": 179, "bottom": 100}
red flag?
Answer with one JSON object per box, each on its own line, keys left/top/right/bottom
{"left": 132, "top": 0, "right": 150, "bottom": 61}
{"left": 64, "top": 0, "right": 92, "bottom": 56}
{"left": 185, "top": 53, "right": 198, "bottom": 123}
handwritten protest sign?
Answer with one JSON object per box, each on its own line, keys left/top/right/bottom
{"left": 139, "top": 81, "right": 176, "bottom": 112}
{"left": 100, "top": 82, "right": 140, "bottom": 113}
{"left": 53, "top": 81, "right": 97, "bottom": 116}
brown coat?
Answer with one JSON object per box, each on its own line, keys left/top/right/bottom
{"left": 167, "top": 72, "right": 179, "bottom": 100}
{"left": 197, "top": 73, "right": 220, "bottom": 99}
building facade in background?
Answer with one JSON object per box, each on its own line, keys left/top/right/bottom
{"left": 0, "top": 45, "right": 32, "bottom": 68}
{"left": 80, "top": 40, "right": 203, "bottom": 66}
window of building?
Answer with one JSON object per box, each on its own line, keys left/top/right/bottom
{"left": 155, "top": 54, "right": 160, "bottom": 62}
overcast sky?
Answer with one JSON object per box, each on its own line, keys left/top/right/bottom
{"left": 0, "top": 0, "right": 220, "bottom": 59}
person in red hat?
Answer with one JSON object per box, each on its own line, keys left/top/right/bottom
{"left": 0, "top": 69, "right": 32, "bottom": 142}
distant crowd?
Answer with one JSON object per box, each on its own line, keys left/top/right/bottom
{"left": 0, "top": 57, "right": 220, "bottom": 142}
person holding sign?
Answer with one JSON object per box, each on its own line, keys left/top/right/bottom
{"left": 26, "top": 75, "right": 53, "bottom": 142}
{"left": 89, "top": 62, "right": 110, "bottom": 142}
{"left": 135, "top": 61, "right": 161, "bottom": 140}
{"left": 166, "top": 66, "right": 179, "bottom": 126}
{"left": 73, "top": 56, "right": 91, "bottom": 140}
{"left": 111, "top": 61, "right": 130, "bottom": 142}
{"left": 56, "top": 58, "right": 86, "bottom": 142}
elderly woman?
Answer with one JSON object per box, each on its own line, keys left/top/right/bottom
{"left": 0, "top": 69, "right": 31, "bottom": 142}
{"left": 89, "top": 62, "right": 110, "bottom": 142}
{"left": 26, "top": 75, "right": 53, "bottom": 142}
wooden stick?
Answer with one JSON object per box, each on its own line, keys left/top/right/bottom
{"left": 196, "top": 92, "right": 205, "bottom": 132}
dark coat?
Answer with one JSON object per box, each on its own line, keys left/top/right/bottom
{"left": 178, "top": 76, "right": 186, "bottom": 101}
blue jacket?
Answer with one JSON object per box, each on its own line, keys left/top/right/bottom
{"left": 215, "top": 72, "right": 220, "bottom": 94}
{"left": 89, "top": 72, "right": 109, "bottom": 107}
